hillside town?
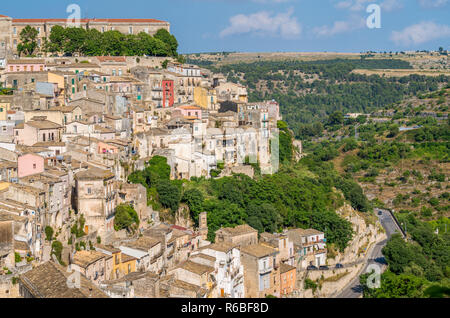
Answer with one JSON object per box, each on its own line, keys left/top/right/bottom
{"left": 0, "top": 15, "right": 340, "bottom": 299}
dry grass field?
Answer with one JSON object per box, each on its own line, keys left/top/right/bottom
{"left": 352, "top": 69, "right": 450, "bottom": 77}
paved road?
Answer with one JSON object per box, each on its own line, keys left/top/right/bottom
{"left": 335, "top": 209, "right": 400, "bottom": 298}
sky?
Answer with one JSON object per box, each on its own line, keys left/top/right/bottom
{"left": 1, "top": 0, "right": 449, "bottom": 53}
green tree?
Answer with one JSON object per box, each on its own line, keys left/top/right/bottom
{"left": 63, "top": 27, "right": 87, "bottom": 55}
{"left": 182, "top": 188, "right": 204, "bottom": 225}
{"left": 114, "top": 204, "right": 140, "bottom": 232}
{"left": 17, "top": 25, "right": 39, "bottom": 56}
{"left": 327, "top": 111, "right": 344, "bottom": 127}
{"left": 361, "top": 270, "right": 427, "bottom": 298}
{"left": 44, "top": 25, "right": 65, "bottom": 54}
{"left": 154, "top": 28, "right": 178, "bottom": 56}
{"left": 156, "top": 180, "right": 181, "bottom": 213}
{"left": 45, "top": 226, "right": 54, "bottom": 241}
{"left": 51, "top": 241, "right": 65, "bottom": 266}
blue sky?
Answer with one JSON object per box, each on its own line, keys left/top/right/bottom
{"left": 1, "top": 0, "right": 449, "bottom": 53}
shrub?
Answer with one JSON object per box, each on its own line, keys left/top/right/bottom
{"left": 45, "top": 226, "right": 54, "bottom": 241}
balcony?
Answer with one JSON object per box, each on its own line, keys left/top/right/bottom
{"left": 259, "top": 266, "right": 273, "bottom": 274}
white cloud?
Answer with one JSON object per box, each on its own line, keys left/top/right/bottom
{"left": 390, "top": 21, "right": 450, "bottom": 46}
{"left": 381, "top": 0, "right": 404, "bottom": 11}
{"left": 313, "top": 16, "right": 366, "bottom": 37}
{"left": 335, "top": 0, "right": 374, "bottom": 11}
{"left": 335, "top": 0, "right": 403, "bottom": 11}
{"left": 418, "top": 0, "right": 448, "bottom": 8}
{"left": 220, "top": 8, "right": 302, "bottom": 39}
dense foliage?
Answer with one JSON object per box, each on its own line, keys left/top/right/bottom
{"left": 114, "top": 204, "right": 140, "bottom": 232}
{"left": 17, "top": 25, "right": 39, "bottom": 56}
{"left": 361, "top": 216, "right": 450, "bottom": 298}
{"left": 197, "top": 59, "right": 449, "bottom": 136}
{"left": 42, "top": 25, "right": 178, "bottom": 57}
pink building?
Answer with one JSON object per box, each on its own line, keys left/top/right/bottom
{"left": 7, "top": 59, "right": 46, "bottom": 73}
{"left": 18, "top": 153, "right": 44, "bottom": 178}
{"left": 14, "top": 120, "right": 63, "bottom": 146}
{"left": 175, "top": 106, "right": 202, "bottom": 120}
{"left": 97, "top": 141, "right": 119, "bottom": 154}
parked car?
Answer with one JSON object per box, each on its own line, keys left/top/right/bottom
{"left": 307, "top": 265, "right": 318, "bottom": 271}
{"left": 378, "top": 210, "right": 383, "bottom": 216}
{"left": 319, "top": 266, "right": 329, "bottom": 270}
{"left": 335, "top": 263, "right": 344, "bottom": 269}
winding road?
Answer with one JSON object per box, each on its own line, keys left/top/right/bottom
{"left": 335, "top": 209, "right": 401, "bottom": 298}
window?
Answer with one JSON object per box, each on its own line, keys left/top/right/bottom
{"left": 33, "top": 164, "right": 36, "bottom": 169}
{"left": 37, "top": 27, "right": 41, "bottom": 34}
{"left": 128, "top": 264, "right": 131, "bottom": 273}
{"left": 13, "top": 27, "right": 16, "bottom": 35}
{"left": 0, "top": 108, "right": 3, "bottom": 112}
{"left": 40, "top": 65, "right": 44, "bottom": 71}
{"left": 87, "top": 188, "right": 92, "bottom": 194}
{"left": 129, "top": 26, "right": 133, "bottom": 34}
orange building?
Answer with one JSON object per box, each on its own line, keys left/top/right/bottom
{"left": 280, "top": 263, "right": 296, "bottom": 296}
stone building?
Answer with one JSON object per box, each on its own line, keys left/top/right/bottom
{"left": 18, "top": 261, "right": 108, "bottom": 298}
{"left": 74, "top": 167, "right": 117, "bottom": 239}
{"left": 0, "top": 15, "right": 170, "bottom": 56}
{"left": 240, "top": 244, "right": 279, "bottom": 298}
{"left": 215, "top": 224, "right": 258, "bottom": 248}
{"left": 0, "top": 220, "right": 14, "bottom": 268}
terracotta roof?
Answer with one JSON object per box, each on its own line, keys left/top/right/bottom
{"left": 178, "top": 106, "right": 201, "bottom": 110}
{"left": 218, "top": 224, "right": 258, "bottom": 236}
{"left": 95, "top": 244, "right": 120, "bottom": 254}
{"left": 75, "top": 167, "right": 115, "bottom": 181}
{"left": 241, "top": 244, "right": 278, "bottom": 258}
{"left": 26, "top": 120, "right": 62, "bottom": 129}
{"left": 121, "top": 253, "right": 137, "bottom": 263}
{"left": 200, "top": 242, "right": 236, "bottom": 253}
{"left": 178, "top": 260, "right": 214, "bottom": 276}
{"left": 288, "top": 228, "right": 324, "bottom": 237}
{"left": 96, "top": 56, "right": 127, "bottom": 63}
{"left": 32, "top": 141, "right": 66, "bottom": 147}
{"left": 19, "top": 261, "right": 108, "bottom": 298}
{"left": 280, "top": 263, "right": 296, "bottom": 274}
{"left": 123, "top": 236, "right": 161, "bottom": 252}
{"left": 7, "top": 59, "right": 45, "bottom": 64}
{"left": 73, "top": 250, "right": 105, "bottom": 268}
{"left": 192, "top": 253, "right": 216, "bottom": 263}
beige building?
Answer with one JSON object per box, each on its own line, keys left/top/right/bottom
{"left": 240, "top": 244, "right": 279, "bottom": 298}
{"left": 19, "top": 261, "right": 108, "bottom": 298}
{"left": 75, "top": 168, "right": 117, "bottom": 239}
{"left": 215, "top": 224, "right": 258, "bottom": 248}
{"left": 71, "top": 250, "right": 113, "bottom": 285}
{"left": 0, "top": 15, "right": 170, "bottom": 56}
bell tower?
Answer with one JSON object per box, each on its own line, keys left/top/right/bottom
{"left": 199, "top": 212, "right": 208, "bottom": 240}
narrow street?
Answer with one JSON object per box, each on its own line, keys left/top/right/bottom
{"left": 335, "top": 209, "right": 401, "bottom": 298}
